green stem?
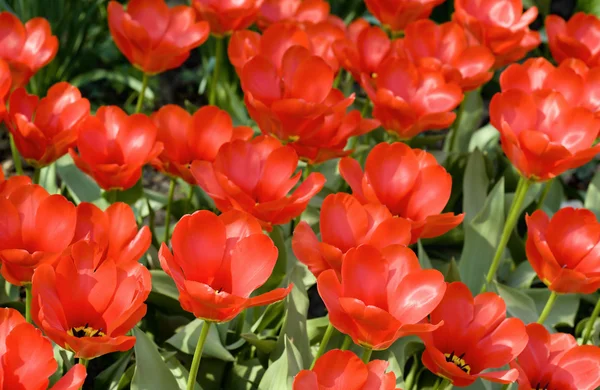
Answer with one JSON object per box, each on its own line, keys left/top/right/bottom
{"left": 105, "top": 190, "right": 118, "bottom": 204}
{"left": 209, "top": 37, "right": 224, "bottom": 106}
{"left": 340, "top": 335, "right": 352, "bottom": 351}
{"left": 403, "top": 354, "right": 419, "bottom": 390}
{"left": 25, "top": 285, "right": 32, "bottom": 323}
{"left": 163, "top": 178, "right": 176, "bottom": 244}
{"left": 79, "top": 358, "right": 89, "bottom": 368}
{"left": 186, "top": 185, "right": 195, "bottom": 214}
{"left": 310, "top": 323, "right": 334, "bottom": 369}
{"left": 361, "top": 347, "right": 372, "bottom": 364}
{"left": 187, "top": 321, "right": 211, "bottom": 390}
{"left": 32, "top": 167, "right": 40, "bottom": 185}
{"left": 535, "top": 179, "right": 553, "bottom": 210}
{"left": 537, "top": 291, "right": 558, "bottom": 325}
{"left": 482, "top": 176, "right": 531, "bottom": 293}
{"left": 9, "top": 134, "right": 23, "bottom": 175}
{"left": 583, "top": 297, "right": 600, "bottom": 344}
{"left": 434, "top": 378, "right": 451, "bottom": 390}
{"left": 135, "top": 72, "right": 149, "bottom": 114}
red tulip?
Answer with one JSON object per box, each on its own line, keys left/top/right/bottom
{"left": 511, "top": 323, "right": 600, "bottom": 390}
{"left": 292, "top": 192, "right": 412, "bottom": 278}
{"left": 0, "top": 308, "right": 87, "bottom": 390}
{"left": 191, "top": 135, "right": 325, "bottom": 229}
{"left": 401, "top": 20, "right": 494, "bottom": 91}
{"left": 0, "top": 59, "right": 11, "bottom": 119}
{"left": 421, "top": 282, "right": 528, "bottom": 387}
{"left": 0, "top": 173, "right": 31, "bottom": 198}
{"left": 546, "top": 12, "right": 600, "bottom": 67}
{"left": 151, "top": 105, "right": 253, "bottom": 183}
{"left": 258, "top": 0, "right": 330, "bottom": 29}
{"left": 318, "top": 244, "right": 446, "bottom": 350}
{"left": 108, "top": 0, "right": 209, "bottom": 74}
{"left": 70, "top": 106, "right": 164, "bottom": 191}
{"left": 0, "top": 185, "right": 76, "bottom": 285}
{"left": 7, "top": 82, "right": 89, "bottom": 167}
{"left": 72, "top": 202, "right": 151, "bottom": 266}
{"left": 193, "top": 0, "right": 264, "bottom": 35}
{"left": 32, "top": 241, "right": 151, "bottom": 359}
{"left": 158, "top": 210, "right": 292, "bottom": 322}
{"left": 362, "top": 56, "right": 463, "bottom": 139}
{"left": 0, "top": 12, "right": 58, "bottom": 89}
{"left": 340, "top": 142, "right": 464, "bottom": 243}
{"left": 305, "top": 20, "right": 346, "bottom": 73}
{"left": 453, "top": 0, "right": 540, "bottom": 67}
{"left": 364, "top": 0, "right": 445, "bottom": 31}
{"left": 525, "top": 208, "right": 600, "bottom": 294}
{"left": 293, "top": 350, "right": 398, "bottom": 390}
{"left": 489, "top": 88, "right": 600, "bottom": 181}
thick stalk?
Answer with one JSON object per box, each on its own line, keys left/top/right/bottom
{"left": 163, "top": 178, "right": 176, "bottom": 244}
{"left": 186, "top": 321, "right": 211, "bottom": 390}
{"left": 209, "top": 37, "right": 224, "bottom": 106}
{"left": 403, "top": 355, "right": 419, "bottom": 390}
{"left": 340, "top": 335, "right": 352, "bottom": 351}
{"left": 25, "top": 285, "right": 32, "bottom": 323}
{"left": 482, "top": 176, "right": 531, "bottom": 293}
{"left": 310, "top": 322, "right": 334, "bottom": 369}
{"left": 361, "top": 347, "right": 372, "bottom": 364}
{"left": 583, "top": 297, "right": 600, "bottom": 344}
{"left": 537, "top": 291, "right": 558, "bottom": 325}
{"left": 135, "top": 72, "right": 149, "bottom": 114}
{"left": 32, "top": 167, "right": 40, "bottom": 185}
{"left": 535, "top": 179, "right": 553, "bottom": 210}
{"left": 9, "top": 134, "right": 23, "bottom": 175}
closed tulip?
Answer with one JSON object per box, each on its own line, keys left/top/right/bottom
{"left": 364, "top": 0, "right": 445, "bottom": 32}
{"left": 546, "top": 12, "right": 600, "bottom": 67}
{"left": 193, "top": 0, "right": 264, "bottom": 35}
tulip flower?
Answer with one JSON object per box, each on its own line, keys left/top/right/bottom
{"left": 293, "top": 350, "right": 398, "bottom": 390}
{"left": 0, "top": 184, "right": 76, "bottom": 285}
{"left": 546, "top": 12, "right": 600, "bottom": 67}
{"left": 6, "top": 82, "right": 90, "bottom": 167}
{"left": 421, "top": 282, "right": 529, "bottom": 387}
{"left": 511, "top": 323, "right": 600, "bottom": 390}
{"left": 305, "top": 20, "right": 347, "bottom": 73}
{"left": 151, "top": 105, "right": 253, "bottom": 183}
{"left": 158, "top": 210, "right": 292, "bottom": 322}
{"left": 340, "top": 142, "right": 464, "bottom": 243}
{"left": 318, "top": 244, "right": 446, "bottom": 350}
{"left": 258, "top": 0, "right": 330, "bottom": 29}
{"left": 72, "top": 202, "right": 151, "bottom": 266}
{"left": 401, "top": 19, "right": 495, "bottom": 92}
{"left": 107, "top": 0, "right": 209, "bottom": 75}
{"left": 364, "top": 0, "right": 445, "bottom": 32}
{"left": 193, "top": 0, "right": 264, "bottom": 35}
{"left": 0, "top": 173, "right": 31, "bottom": 198}
{"left": 32, "top": 241, "right": 151, "bottom": 359}
{"left": 489, "top": 89, "right": 600, "bottom": 181}
{"left": 453, "top": 0, "right": 540, "bottom": 67}
{"left": 191, "top": 136, "right": 325, "bottom": 229}
{"left": 292, "top": 193, "right": 413, "bottom": 278}
{"left": 70, "top": 106, "right": 164, "bottom": 191}
{"left": 361, "top": 56, "right": 463, "bottom": 139}
{"left": 0, "top": 308, "right": 87, "bottom": 390}
{"left": 0, "top": 59, "right": 10, "bottom": 119}
{"left": 0, "top": 12, "right": 58, "bottom": 89}
{"left": 525, "top": 208, "right": 600, "bottom": 294}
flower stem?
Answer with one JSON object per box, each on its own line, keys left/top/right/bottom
{"left": 310, "top": 322, "right": 334, "bottom": 369}
{"left": 403, "top": 354, "right": 419, "bottom": 390}
{"left": 9, "top": 134, "right": 23, "bottom": 175}
{"left": 361, "top": 347, "right": 372, "bottom": 364}
{"left": 482, "top": 176, "right": 531, "bottom": 293}
{"left": 135, "top": 72, "right": 149, "bottom": 114}
{"left": 79, "top": 358, "right": 89, "bottom": 368}
{"left": 32, "top": 167, "right": 40, "bottom": 185}
{"left": 535, "top": 179, "right": 553, "bottom": 210}
{"left": 434, "top": 378, "right": 452, "bottom": 390}
{"left": 187, "top": 321, "right": 211, "bottom": 390}
{"left": 163, "top": 178, "right": 176, "bottom": 244}
{"left": 340, "top": 335, "right": 352, "bottom": 351}
{"left": 209, "top": 37, "right": 224, "bottom": 106}
{"left": 537, "top": 291, "right": 558, "bottom": 325}
{"left": 583, "top": 297, "right": 600, "bottom": 344}
{"left": 25, "top": 285, "right": 32, "bottom": 323}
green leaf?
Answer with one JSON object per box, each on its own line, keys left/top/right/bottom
{"left": 242, "top": 333, "right": 278, "bottom": 354}
{"left": 468, "top": 124, "right": 499, "bottom": 154}
{"left": 39, "top": 163, "right": 58, "bottom": 194}
{"left": 506, "top": 261, "right": 536, "bottom": 289}
{"left": 417, "top": 241, "right": 433, "bottom": 269}
{"left": 226, "top": 359, "right": 265, "bottom": 390}
{"left": 70, "top": 69, "right": 155, "bottom": 100}
{"left": 56, "top": 154, "right": 105, "bottom": 206}
{"left": 445, "top": 258, "right": 462, "bottom": 283}
{"left": 383, "top": 336, "right": 423, "bottom": 387}
{"left": 459, "top": 178, "right": 505, "bottom": 293}
{"left": 260, "top": 338, "right": 303, "bottom": 390}
{"left": 446, "top": 90, "right": 484, "bottom": 153}
{"left": 131, "top": 327, "right": 179, "bottom": 390}
{"left": 585, "top": 169, "right": 600, "bottom": 219}
{"left": 94, "top": 351, "right": 133, "bottom": 390}
{"left": 577, "top": 0, "right": 600, "bottom": 16}
{"left": 463, "top": 149, "right": 490, "bottom": 223}
{"left": 493, "top": 283, "right": 538, "bottom": 324}
{"left": 163, "top": 352, "right": 202, "bottom": 390}
{"left": 529, "top": 289, "right": 579, "bottom": 328}
{"left": 166, "top": 319, "right": 235, "bottom": 362}
{"left": 147, "top": 270, "right": 188, "bottom": 315}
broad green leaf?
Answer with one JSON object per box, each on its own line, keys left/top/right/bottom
{"left": 460, "top": 178, "right": 505, "bottom": 293}
{"left": 163, "top": 353, "right": 202, "bottom": 390}
{"left": 382, "top": 336, "right": 423, "bottom": 387}
{"left": 147, "top": 270, "right": 188, "bottom": 315}
{"left": 260, "top": 338, "right": 303, "bottom": 390}
{"left": 463, "top": 149, "right": 489, "bottom": 223}
{"left": 446, "top": 89, "right": 484, "bottom": 153}
{"left": 71, "top": 69, "right": 155, "bottom": 100}
{"left": 529, "top": 289, "right": 580, "bottom": 328}
{"left": 225, "top": 359, "right": 265, "bottom": 390}
{"left": 56, "top": 154, "right": 105, "bottom": 206}
{"left": 417, "top": 241, "right": 433, "bottom": 269}
{"left": 242, "top": 333, "right": 278, "bottom": 354}
{"left": 541, "top": 178, "right": 565, "bottom": 215}
{"left": 506, "top": 261, "right": 536, "bottom": 289}
{"left": 167, "top": 319, "right": 235, "bottom": 362}
{"left": 39, "top": 163, "right": 58, "bottom": 194}
{"left": 131, "top": 327, "right": 179, "bottom": 390}
{"left": 445, "top": 258, "right": 462, "bottom": 283}
{"left": 494, "top": 283, "right": 538, "bottom": 324}
{"left": 307, "top": 316, "right": 329, "bottom": 343}
{"left": 468, "top": 124, "right": 499, "bottom": 154}
{"left": 585, "top": 169, "right": 600, "bottom": 219}
{"left": 94, "top": 351, "right": 133, "bottom": 390}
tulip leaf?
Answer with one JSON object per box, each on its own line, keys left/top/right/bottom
{"left": 166, "top": 319, "right": 235, "bottom": 362}
{"left": 529, "top": 289, "right": 579, "bottom": 328}
{"left": 259, "top": 337, "right": 303, "bottom": 390}
{"left": 241, "top": 333, "right": 278, "bottom": 354}
{"left": 39, "top": 163, "right": 58, "bottom": 194}
{"left": 162, "top": 352, "right": 202, "bottom": 390}
{"left": 225, "top": 359, "right": 265, "bottom": 390}
{"left": 459, "top": 178, "right": 505, "bottom": 293}
{"left": 463, "top": 149, "right": 490, "bottom": 223}
{"left": 383, "top": 336, "right": 423, "bottom": 388}
{"left": 131, "top": 327, "right": 179, "bottom": 390}
{"left": 56, "top": 154, "right": 104, "bottom": 205}
{"left": 417, "top": 240, "right": 433, "bottom": 269}
{"left": 468, "top": 124, "right": 500, "bottom": 154}
{"left": 585, "top": 169, "right": 600, "bottom": 219}
{"left": 94, "top": 351, "right": 133, "bottom": 390}
{"left": 493, "top": 283, "right": 538, "bottom": 324}
{"left": 577, "top": 0, "right": 600, "bottom": 16}
{"left": 445, "top": 258, "right": 462, "bottom": 283}
{"left": 147, "top": 270, "right": 189, "bottom": 316}
{"left": 446, "top": 89, "right": 484, "bottom": 153}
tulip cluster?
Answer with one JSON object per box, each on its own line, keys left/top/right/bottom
{"left": 2, "top": 0, "right": 600, "bottom": 389}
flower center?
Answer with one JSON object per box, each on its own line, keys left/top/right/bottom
{"left": 67, "top": 324, "right": 105, "bottom": 338}
{"left": 535, "top": 383, "right": 549, "bottom": 390}
{"left": 444, "top": 352, "right": 471, "bottom": 374}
